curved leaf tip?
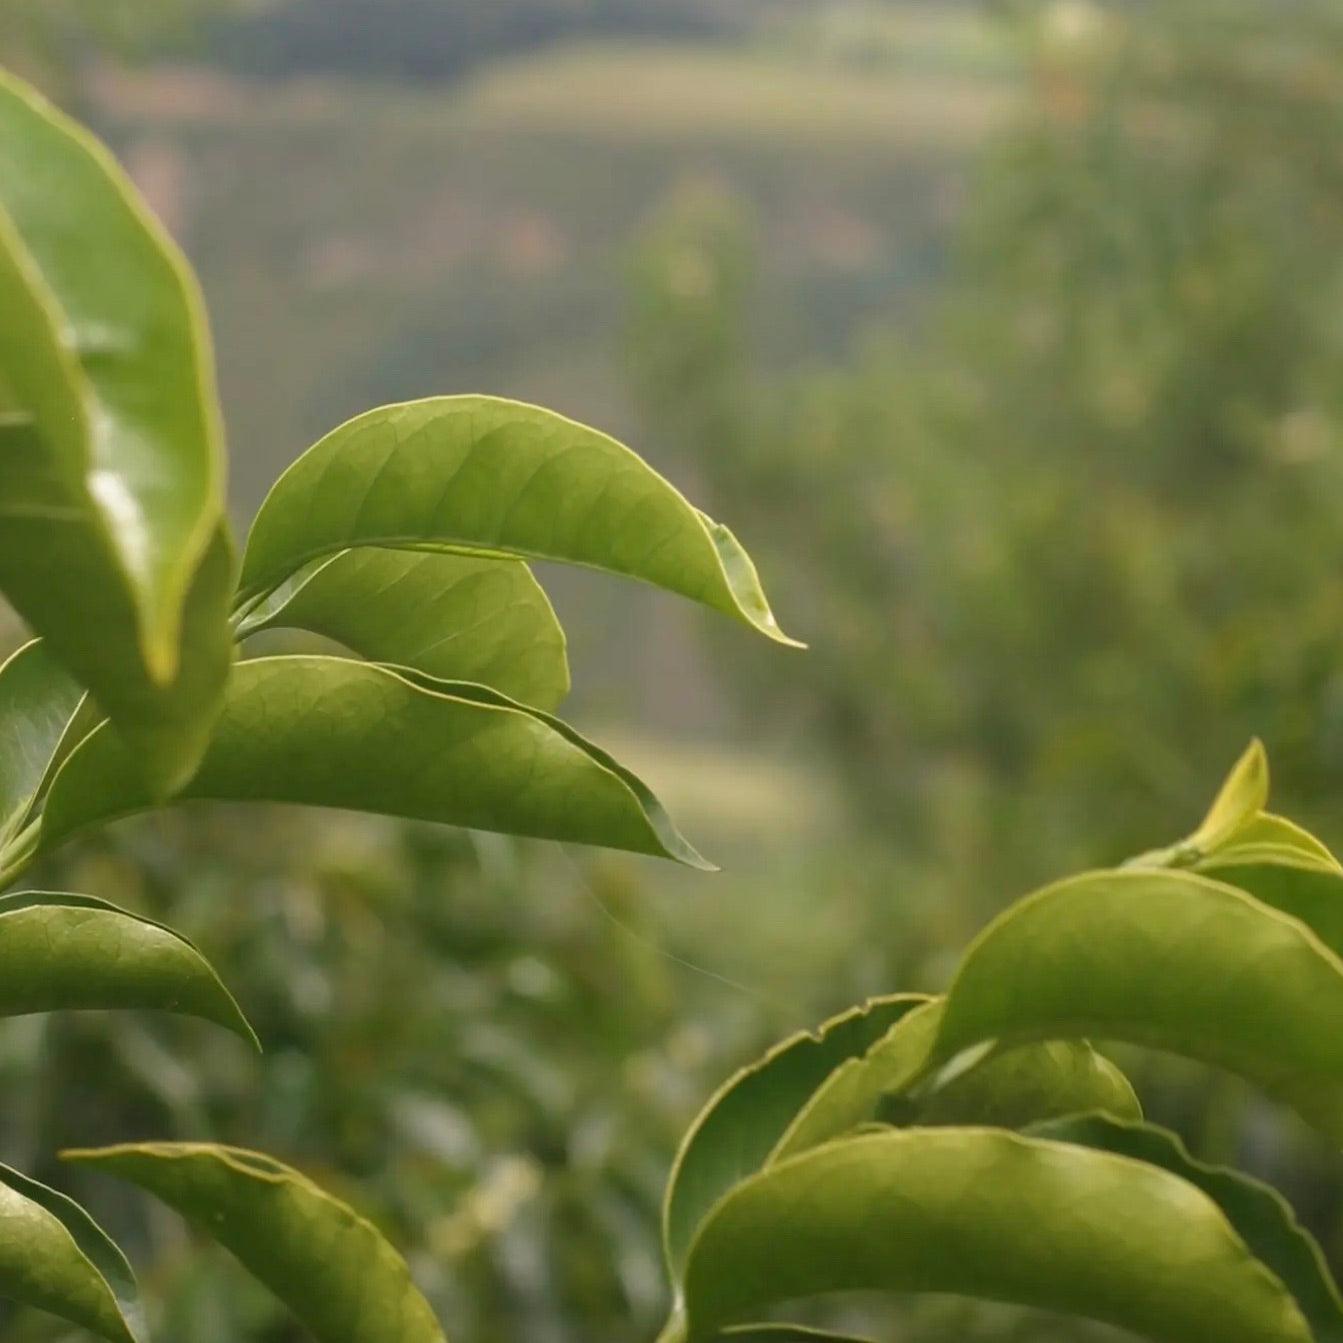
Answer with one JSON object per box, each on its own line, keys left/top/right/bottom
{"left": 0, "top": 891, "right": 258, "bottom": 1048}
{"left": 41, "top": 656, "right": 712, "bottom": 870}
{"left": 238, "top": 395, "right": 800, "bottom": 647}
{"left": 0, "top": 1160, "right": 144, "bottom": 1342}
{"left": 1190, "top": 738, "right": 1270, "bottom": 854}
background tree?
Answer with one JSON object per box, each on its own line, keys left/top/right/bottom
{"left": 628, "top": 0, "right": 1343, "bottom": 936}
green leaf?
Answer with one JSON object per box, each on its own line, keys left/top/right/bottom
{"left": 678, "top": 1129, "right": 1313, "bottom": 1343}
{"left": 0, "top": 405, "right": 235, "bottom": 794}
{"left": 0, "top": 891, "right": 256, "bottom": 1045}
{"left": 1190, "top": 739, "right": 1270, "bottom": 854}
{"left": 771, "top": 999, "right": 947, "bottom": 1159}
{"left": 0, "top": 1160, "right": 144, "bottom": 1343}
{"left": 1127, "top": 742, "right": 1338, "bottom": 878}
{"left": 1218, "top": 814, "right": 1340, "bottom": 869}
{"left": 0, "top": 78, "right": 232, "bottom": 792}
{"left": 931, "top": 868, "right": 1343, "bottom": 1142}
{"left": 771, "top": 1000, "right": 1139, "bottom": 1161}
{"left": 0, "top": 71, "right": 225, "bottom": 667}
{"left": 912, "top": 1039, "right": 1140, "bottom": 1130}
{"left": 238, "top": 396, "right": 799, "bottom": 647}
{"left": 663, "top": 994, "right": 928, "bottom": 1281}
{"left": 1127, "top": 739, "right": 1273, "bottom": 870}
{"left": 1196, "top": 847, "right": 1343, "bottom": 959}
{"left": 40, "top": 655, "right": 709, "bottom": 867}
{"left": 0, "top": 538, "right": 232, "bottom": 820}
{"left": 64, "top": 1143, "right": 446, "bottom": 1343}
{"left": 1031, "top": 1114, "right": 1343, "bottom": 1343}
{"left": 0, "top": 638, "right": 83, "bottom": 844}
{"left": 236, "top": 548, "right": 570, "bottom": 711}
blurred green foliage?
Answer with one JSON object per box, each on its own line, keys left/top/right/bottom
{"left": 0, "top": 812, "right": 694, "bottom": 1342}
{"left": 630, "top": 0, "right": 1343, "bottom": 940}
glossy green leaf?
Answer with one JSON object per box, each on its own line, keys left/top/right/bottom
{"left": 0, "top": 74, "right": 230, "bottom": 791}
{"left": 238, "top": 396, "right": 799, "bottom": 646}
{"left": 0, "top": 638, "right": 83, "bottom": 843}
{"left": 678, "top": 1129, "right": 1313, "bottom": 1343}
{"left": 40, "top": 655, "right": 708, "bottom": 867}
{"left": 235, "top": 548, "right": 569, "bottom": 711}
{"left": 932, "top": 868, "right": 1343, "bottom": 1141}
{"left": 0, "top": 891, "right": 255, "bottom": 1044}
{"left": 1031, "top": 1113, "right": 1343, "bottom": 1343}
{"left": 663, "top": 994, "right": 928, "bottom": 1280}
{"left": 64, "top": 1143, "right": 445, "bottom": 1343}
{"left": 0, "top": 1160, "right": 144, "bottom": 1343}
{"left": 0, "top": 393, "right": 235, "bottom": 802}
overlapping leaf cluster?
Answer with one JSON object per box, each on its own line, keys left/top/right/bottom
{"left": 0, "top": 69, "right": 791, "bottom": 1340}
{"left": 657, "top": 741, "right": 1343, "bottom": 1342}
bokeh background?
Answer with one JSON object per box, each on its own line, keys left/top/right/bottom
{"left": 5, "top": 1, "right": 1343, "bottom": 1339}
